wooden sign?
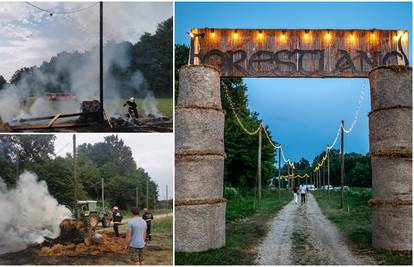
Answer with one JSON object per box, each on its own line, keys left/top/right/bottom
{"left": 190, "top": 28, "right": 409, "bottom": 78}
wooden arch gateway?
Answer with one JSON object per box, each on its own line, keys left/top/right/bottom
{"left": 175, "top": 28, "right": 412, "bottom": 253}
{"left": 189, "top": 28, "right": 409, "bottom": 77}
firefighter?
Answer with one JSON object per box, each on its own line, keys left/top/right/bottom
{"left": 123, "top": 97, "right": 139, "bottom": 118}
{"left": 112, "top": 206, "right": 123, "bottom": 237}
{"left": 142, "top": 208, "right": 154, "bottom": 241}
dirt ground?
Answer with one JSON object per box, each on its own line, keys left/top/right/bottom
{"left": 256, "top": 194, "right": 376, "bottom": 265}
{"left": 0, "top": 215, "right": 172, "bottom": 265}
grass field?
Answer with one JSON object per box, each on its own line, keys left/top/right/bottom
{"left": 313, "top": 189, "right": 412, "bottom": 265}
{"left": 24, "top": 97, "right": 173, "bottom": 118}
{"left": 175, "top": 189, "right": 291, "bottom": 265}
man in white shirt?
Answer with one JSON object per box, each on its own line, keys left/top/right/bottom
{"left": 125, "top": 207, "right": 147, "bottom": 265}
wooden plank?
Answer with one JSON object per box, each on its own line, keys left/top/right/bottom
{"left": 191, "top": 28, "right": 409, "bottom": 78}
{"left": 47, "top": 113, "right": 61, "bottom": 127}
{"left": 14, "top": 111, "right": 99, "bottom": 123}
{"left": 10, "top": 122, "right": 91, "bottom": 130}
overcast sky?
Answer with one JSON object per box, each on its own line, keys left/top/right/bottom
{"left": 54, "top": 133, "right": 173, "bottom": 200}
{"left": 0, "top": 1, "right": 172, "bottom": 80}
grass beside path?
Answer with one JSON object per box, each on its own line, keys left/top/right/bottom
{"left": 313, "top": 189, "right": 412, "bottom": 265}
{"left": 175, "top": 189, "right": 291, "bottom": 265}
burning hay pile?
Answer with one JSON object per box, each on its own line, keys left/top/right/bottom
{"left": 37, "top": 219, "right": 127, "bottom": 257}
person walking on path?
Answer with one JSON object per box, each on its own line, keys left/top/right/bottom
{"left": 125, "top": 207, "right": 147, "bottom": 265}
{"left": 293, "top": 185, "right": 299, "bottom": 204}
{"left": 299, "top": 184, "right": 307, "bottom": 204}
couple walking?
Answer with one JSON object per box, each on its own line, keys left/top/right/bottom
{"left": 293, "top": 184, "right": 307, "bottom": 204}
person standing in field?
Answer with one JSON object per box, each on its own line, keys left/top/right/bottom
{"left": 293, "top": 185, "right": 299, "bottom": 204}
{"left": 125, "top": 207, "right": 147, "bottom": 265}
{"left": 142, "top": 208, "right": 154, "bottom": 241}
{"left": 112, "top": 206, "right": 123, "bottom": 237}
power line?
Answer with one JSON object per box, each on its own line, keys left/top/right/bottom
{"left": 25, "top": 2, "right": 99, "bottom": 15}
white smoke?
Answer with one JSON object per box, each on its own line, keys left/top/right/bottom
{"left": 0, "top": 42, "right": 163, "bottom": 123}
{"left": 0, "top": 171, "right": 72, "bottom": 255}
{"left": 142, "top": 91, "right": 161, "bottom": 118}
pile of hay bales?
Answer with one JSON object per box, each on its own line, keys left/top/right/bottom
{"left": 38, "top": 232, "right": 127, "bottom": 256}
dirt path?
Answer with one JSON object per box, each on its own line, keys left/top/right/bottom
{"left": 256, "top": 193, "right": 375, "bottom": 265}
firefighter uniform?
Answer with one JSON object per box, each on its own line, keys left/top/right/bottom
{"left": 112, "top": 209, "right": 123, "bottom": 237}
{"left": 123, "top": 98, "right": 139, "bottom": 118}
{"left": 142, "top": 211, "right": 154, "bottom": 241}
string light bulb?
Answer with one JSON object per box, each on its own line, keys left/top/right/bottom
{"left": 304, "top": 30, "right": 310, "bottom": 41}
{"left": 280, "top": 30, "right": 287, "bottom": 43}
{"left": 233, "top": 30, "right": 238, "bottom": 40}
{"left": 210, "top": 29, "right": 215, "bottom": 38}
{"left": 325, "top": 32, "right": 332, "bottom": 42}
{"left": 258, "top": 30, "right": 263, "bottom": 40}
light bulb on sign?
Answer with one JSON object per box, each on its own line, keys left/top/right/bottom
{"left": 258, "top": 30, "right": 263, "bottom": 40}
{"left": 325, "top": 32, "right": 332, "bottom": 42}
{"left": 233, "top": 30, "right": 238, "bottom": 40}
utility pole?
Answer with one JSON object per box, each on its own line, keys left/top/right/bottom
{"left": 101, "top": 177, "right": 105, "bottom": 209}
{"left": 154, "top": 194, "right": 156, "bottom": 210}
{"left": 257, "top": 129, "right": 262, "bottom": 206}
{"left": 323, "top": 161, "right": 326, "bottom": 190}
{"left": 146, "top": 177, "right": 149, "bottom": 209}
{"left": 327, "top": 147, "right": 330, "bottom": 199}
{"left": 166, "top": 185, "right": 168, "bottom": 215}
{"left": 278, "top": 146, "right": 281, "bottom": 199}
{"left": 73, "top": 134, "right": 78, "bottom": 218}
{"left": 99, "top": 1, "right": 104, "bottom": 122}
{"left": 286, "top": 164, "right": 289, "bottom": 190}
{"left": 135, "top": 186, "right": 139, "bottom": 208}
{"left": 340, "top": 120, "right": 345, "bottom": 209}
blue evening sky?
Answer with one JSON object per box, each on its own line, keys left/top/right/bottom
{"left": 175, "top": 2, "right": 412, "bottom": 162}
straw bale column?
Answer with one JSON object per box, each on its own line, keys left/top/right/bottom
{"left": 368, "top": 65, "right": 412, "bottom": 251}
{"left": 175, "top": 65, "right": 226, "bottom": 252}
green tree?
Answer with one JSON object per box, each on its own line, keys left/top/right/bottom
{"left": 0, "top": 75, "right": 7, "bottom": 90}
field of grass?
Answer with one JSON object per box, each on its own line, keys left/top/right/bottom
{"left": 175, "top": 189, "right": 291, "bottom": 265}
{"left": 313, "top": 188, "right": 412, "bottom": 265}
{"left": 24, "top": 97, "right": 173, "bottom": 118}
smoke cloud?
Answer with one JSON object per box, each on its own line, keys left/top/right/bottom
{"left": 0, "top": 42, "right": 162, "bottom": 123}
{"left": 0, "top": 171, "right": 72, "bottom": 255}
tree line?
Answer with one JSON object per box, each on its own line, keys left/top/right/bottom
{"left": 0, "top": 135, "right": 159, "bottom": 210}
{"left": 0, "top": 17, "right": 172, "bottom": 98}
{"left": 176, "top": 44, "right": 372, "bottom": 189}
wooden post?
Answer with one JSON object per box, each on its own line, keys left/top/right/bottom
{"left": 327, "top": 147, "right": 330, "bottom": 199}
{"left": 99, "top": 1, "right": 104, "bottom": 122}
{"left": 166, "top": 184, "right": 168, "bottom": 215}
{"left": 340, "top": 120, "right": 345, "bottom": 209}
{"left": 323, "top": 160, "right": 326, "bottom": 190}
{"left": 101, "top": 177, "right": 105, "bottom": 209}
{"left": 257, "top": 129, "right": 262, "bottom": 206}
{"left": 73, "top": 134, "right": 78, "bottom": 219}
{"left": 278, "top": 146, "right": 281, "bottom": 199}
{"left": 146, "top": 177, "right": 149, "bottom": 209}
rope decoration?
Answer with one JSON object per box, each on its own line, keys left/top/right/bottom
{"left": 175, "top": 198, "right": 227, "bottom": 206}
{"left": 368, "top": 198, "right": 412, "bottom": 207}
{"left": 176, "top": 104, "right": 224, "bottom": 113}
{"left": 176, "top": 150, "right": 227, "bottom": 159}
{"left": 368, "top": 105, "right": 412, "bottom": 117}
{"left": 370, "top": 149, "right": 412, "bottom": 158}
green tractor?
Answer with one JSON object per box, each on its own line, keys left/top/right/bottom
{"left": 75, "top": 200, "right": 112, "bottom": 228}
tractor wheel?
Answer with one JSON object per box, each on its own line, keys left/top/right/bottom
{"left": 102, "top": 215, "right": 112, "bottom": 228}
{"left": 89, "top": 213, "right": 98, "bottom": 228}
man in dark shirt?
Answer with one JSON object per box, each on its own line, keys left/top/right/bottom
{"left": 123, "top": 97, "right": 139, "bottom": 118}
{"left": 142, "top": 208, "right": 154, "bottom": 241}
{"left": 112, "top": 206, "right": 123, "bottom": 237}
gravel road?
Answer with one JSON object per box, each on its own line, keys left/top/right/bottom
{"left": 256, "top": 193, "right": 375, "bottom": 265}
